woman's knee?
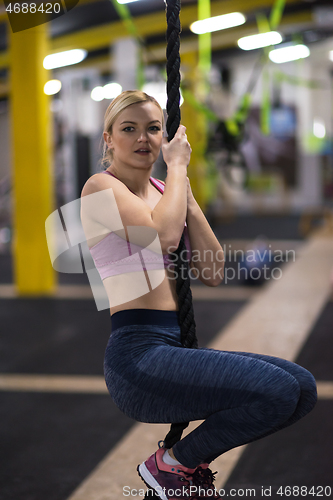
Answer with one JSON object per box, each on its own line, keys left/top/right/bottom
{"left": 269, "top": 357, "right": 317, "bottom": 414}
{"left": 261, "top": 366, "right": 317, "bottom": 425}
{"left": 258, "top": 373, "right": 301, "bottom": 426}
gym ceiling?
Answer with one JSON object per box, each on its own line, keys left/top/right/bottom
{"left": 0, "top": 0, "right": 333, "bottom": 83}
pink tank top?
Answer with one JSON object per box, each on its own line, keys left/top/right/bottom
{"left": 88, "top": 170, "right": 191, "bottom": 280}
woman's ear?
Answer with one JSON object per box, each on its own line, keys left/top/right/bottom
{"left": 103, "top": 132, "right": 113, "bottom": 149}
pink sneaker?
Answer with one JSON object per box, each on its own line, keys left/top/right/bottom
{"left": 137, "top": 447, "right": 199, "bottom": 500}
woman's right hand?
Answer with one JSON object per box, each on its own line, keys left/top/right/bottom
{"left": 161, "top": 125, "right": 192, "bottom": 170}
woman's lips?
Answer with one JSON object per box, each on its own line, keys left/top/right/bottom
{"left": 135, "top": 149, "right": 151, "bottom": 155}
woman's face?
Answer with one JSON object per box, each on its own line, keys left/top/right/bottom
{"left": 105, "top": 101, "right": 163, "bottom": 170}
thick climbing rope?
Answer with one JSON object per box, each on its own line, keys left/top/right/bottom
{"left": 144, "top": 3, "right": 198, "bottom": 497}
{"left": 162, "top": 0, "right": 198, "bottom": 451}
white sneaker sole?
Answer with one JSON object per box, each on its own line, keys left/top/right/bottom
{"left": 137, "top": 462, "right": 168, "bottom": 500}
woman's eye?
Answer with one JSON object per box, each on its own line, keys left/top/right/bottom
{"left": 149, "top": 126, "right": 161, "bottom": 132}
{"left": 123, "top": 127, "right": 134, "bottom": 132}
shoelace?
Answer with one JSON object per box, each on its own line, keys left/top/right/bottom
{"left": 175, "top": 468, "right": 219, "bottom": 499}
{"left": 191, "top": 467, "right": 220, "bottom": 498}
{"left": 176, "top": 470, "right": 201, "bottom": 500}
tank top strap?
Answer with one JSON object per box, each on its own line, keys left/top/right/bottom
{"left": 149, "top": 176, "right": 165, "bottom": 194}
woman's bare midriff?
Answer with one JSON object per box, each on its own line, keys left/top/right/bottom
{"left": 108, "top": 267, "right": 179, "bottom": 316}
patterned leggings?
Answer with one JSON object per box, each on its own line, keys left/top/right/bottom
{"left": 104, "top": 309, "right": 317, "bottom": 468}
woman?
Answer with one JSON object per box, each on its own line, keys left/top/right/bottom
{"left": 81, "top": 91, "right": 317, "bottom": 500}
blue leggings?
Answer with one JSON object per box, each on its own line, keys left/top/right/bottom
{"left": 104, "top": 309, "right": 317, "bottom": 469}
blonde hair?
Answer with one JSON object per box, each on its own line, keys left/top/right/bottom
{"left": 102, "top": 90, "right": 164, "bottom": 167}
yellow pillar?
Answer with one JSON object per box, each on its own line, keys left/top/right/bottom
{"left": 9, "top": 24, "right": 56, "bottom": 294}
{"left": 181, "top": 51, "right": 209, "bottom": 211}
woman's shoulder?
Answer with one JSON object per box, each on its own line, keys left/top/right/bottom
{"left": 81, "top": 171, "right": 122, "bottom": 198}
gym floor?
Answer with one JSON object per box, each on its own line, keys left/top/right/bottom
{"left": 0, "top": 214, "right": 332, "bottom": 500}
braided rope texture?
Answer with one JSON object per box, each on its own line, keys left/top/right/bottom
{"left": 175, "top": 234, "right": 198, "bottom": 349}
{"left": 166, "top": 0, "right": 181, "bottom": 142}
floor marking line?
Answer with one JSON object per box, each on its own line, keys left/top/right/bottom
{"left": 0, "top": 375, "right": 332, "bottom": 399}
{"left": 316, "top": 381, "right": 333, "bottom": 399}
{"left": 0, "top": 374, "right": 108, "bottom": 393}
{"left": 191, "top": 286, "right": 257, "bottom": 301}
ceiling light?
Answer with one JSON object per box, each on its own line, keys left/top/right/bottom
{"left": 43, "top": 49, "right": 87, "bottom": 70}
{"left": 190, "top": 12, "right": 246, "bottom": 35}
{"left": 238, "top": 31, "right": 282, "bottom": 51}
{"left": 117, "top": 0, "right": 138, "bottom": 3}
{"left": 142, "top": 82, "right": 183, "bottom": 110}
{"left": 91, "top": 86, "right": 105, "bottom": 102}
{"left": 329, "top": 50, "right": 333, "bottom": 62}
{"left": 269, "top": 44, "right": 310, "bottom": 64}
{"left": 44, "top": 79, "right": 62, "bottom": 95}
{"left": 103, "top": 82, "right": 122, "bottom": 99}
